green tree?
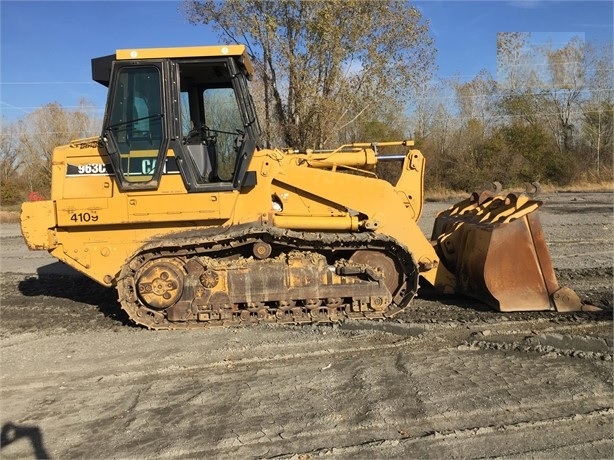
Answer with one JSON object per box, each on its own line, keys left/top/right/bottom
{"left": 183, "top": 0, "right": 436, "bottom": 149}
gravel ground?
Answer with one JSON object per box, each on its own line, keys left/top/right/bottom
{"left": 0, "top": 192, "right": 612, "bottom": 459}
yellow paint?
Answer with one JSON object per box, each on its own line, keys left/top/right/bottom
{"left": 115, "top": 45, "right": 254, "bottom": 76}
{"left": 21, "top": 136, "right": 450, "bottom": 287}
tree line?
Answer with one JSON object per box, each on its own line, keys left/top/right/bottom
{"left": 418, "top": 33, "right": 613, "bottom": 191}
{"left": 1, "top": 1, "right": 611, "bottom": 206}
{"left": 1, "top": 100, "right": 100, "bottom": 205}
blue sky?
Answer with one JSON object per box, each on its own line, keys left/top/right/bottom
{"left": 1, "top": 0, "right": 612, "bottom": 121}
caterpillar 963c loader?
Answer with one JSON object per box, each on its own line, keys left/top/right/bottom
{"left": 20, "top": 45, "right": 586, "bottom": 329}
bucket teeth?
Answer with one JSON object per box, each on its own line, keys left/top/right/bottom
{"left": 551, "top": 287, "right": 583, "bottom": 312}
{"left": 432, "top": 189, "right": 584, "bottom": 312}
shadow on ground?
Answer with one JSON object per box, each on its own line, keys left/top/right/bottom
{"left": 18, "top": 266, "right": 130, "bottom": 326}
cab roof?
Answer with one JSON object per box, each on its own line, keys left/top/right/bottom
{"left": 92, "top": 44, "right": 253, "bottom": 86}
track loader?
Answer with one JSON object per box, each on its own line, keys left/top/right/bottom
{"left": 20, "top": 45, "right": 585, "bottom": 329}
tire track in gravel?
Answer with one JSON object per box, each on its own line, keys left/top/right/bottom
{"left": 278, "top": 408, "right": 614, "bottom": 460}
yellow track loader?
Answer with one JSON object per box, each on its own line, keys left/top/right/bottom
{"left": 20, "top": 45, "right": 585, "bottom": 329}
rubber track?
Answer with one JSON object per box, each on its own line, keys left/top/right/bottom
{"left": 116, "top": 224, "right": 419, "bottom": 330}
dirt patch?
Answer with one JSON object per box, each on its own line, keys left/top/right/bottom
{"left": 1, "top": 193, "right": 612, "bottom": 459}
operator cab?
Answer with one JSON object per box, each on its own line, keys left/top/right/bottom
{"left": 92, "top": 45, "right": 260, "bottom": 192}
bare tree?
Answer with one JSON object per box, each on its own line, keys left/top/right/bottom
{"left": 537, "top": 36, "right": 586, "bottom": 153}
{"left": 582, "top": 42, "right": 614, "bottom": 176}
{"left": 496, "top": 32, "right": 532, "bottom": 91}
{"left": 0, "top": 120, "right": 25, "bottom": 204}
{"left": 454, "top": 69, "right": 499, "bottom": 140}
{"left": 0, "top": 120, "right": 22, "bottom": 183}
{"left": 409, "top": 80, "right": 448, "bottom": 142}
{"left": 182, "top": 0, "right": 436, "bottom": 149}
{"left": 496, "top": 32, "right": 544, "bottom": 128}
{"left": 19, "top": 100, "right": 99, "bottom": 194}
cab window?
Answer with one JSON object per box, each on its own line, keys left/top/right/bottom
{"left": 107, "top": 66, "right": 164, "bottom": 183}
{"left": 203, "top": 87, "right": 243, "bottom": 181}
{"left": 178, "top": 61, "right": 245, "bottom": 184}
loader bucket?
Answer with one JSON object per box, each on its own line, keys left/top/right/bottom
{"left": 431, "top": 191, "right": 583, "bottom": 312}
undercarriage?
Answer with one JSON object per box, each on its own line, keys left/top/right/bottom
{"left": 116, "top": 225, "right": 419, "bottom": 329}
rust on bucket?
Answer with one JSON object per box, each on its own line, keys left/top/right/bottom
{"left": 431, "top": 192, "right": 583, "bottom": 312}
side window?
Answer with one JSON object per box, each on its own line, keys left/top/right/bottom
{"left": 179, "top": 91, "right": 193, "bottom": 138}
{"left": 179, "top": 87, "right": 213, "bottom": 181}
{"left": 176, "top": 59, "right": 258, "bottom": 190}
{"left": 107, "top": 66, "right": 163, "bottom": 183}
{"left": 203, "top": 88, "right": 243, "bottom": 181}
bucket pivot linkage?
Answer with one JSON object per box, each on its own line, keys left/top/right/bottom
{"left": 431, "top": 189, "right": 592, "bottom": 312}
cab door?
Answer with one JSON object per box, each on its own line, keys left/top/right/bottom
{"left": 102, "top": 61, "right": 168, "bottom": 191}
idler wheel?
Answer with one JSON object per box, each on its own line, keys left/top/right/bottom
{"left": 136, "top": 260, "right": 184, "bottom": 310}
{"left": 349, "top": 250, "right": 403, "bottom": 296}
